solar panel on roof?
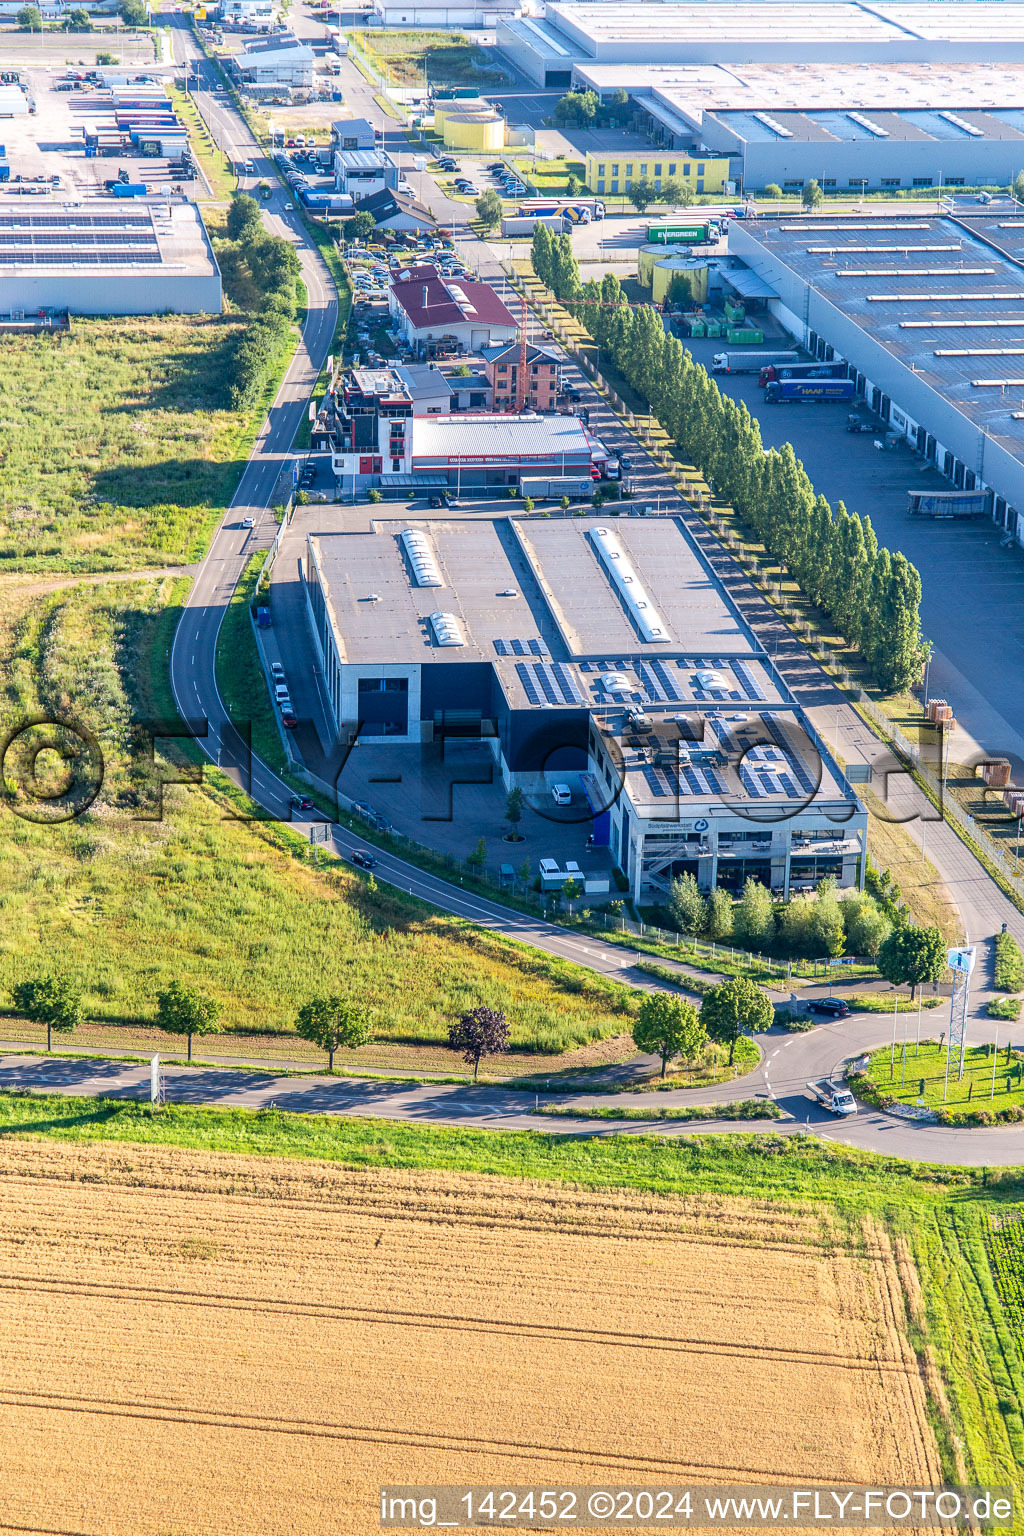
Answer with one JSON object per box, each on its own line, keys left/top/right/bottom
{"left": 510, "top": 638, "right": 526, "bottom": 656}
{"left": 642, "top": 766, "right": 666, "bottom": 798}
{"left": 552, "top": 662, "right": 584, "bottom": 705}
{"left": 739, "top": 766, "right": 763, "bottom": 797}
{"left": 515, "top": 662, "right": 541, "bottom": 706}
{"left": 732, "top": 660, "right": 765, "bottom": 701}
{"left": 534, "top": 664, "right": 560, "bottom": 705}
{"left": 493, "top": 639, "right": 508, "bottom": 656}
{"left": 651, "top": 659, "right": 683, "bottom": 701}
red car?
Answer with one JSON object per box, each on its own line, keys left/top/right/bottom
{"left": 281, "top": 708, "right": 298, "bottom": 729}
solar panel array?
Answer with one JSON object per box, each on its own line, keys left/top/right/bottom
{"left": 514, "top": 660, "right": 583, "bottom": 706}
{"left": 634, "top": 714, "right": 816, "bottom": 802}
{"left": 0, "top": 209, "right": 160, "bottom": 268}
{"left": 577, "top": 656, "right": 769, "bottom": 704}
{"left": 493, "top": 637, "right": 549, "bottom": 657}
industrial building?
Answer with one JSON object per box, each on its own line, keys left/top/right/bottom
{"left": 231, "top": 33, "right": 314, "bottom": 90}
{"left": 499, "top": 3, "right": 1024, "bottom": 190}
{"left": 302, "top": 509, "right": 866, "bottom": 898}
{"left": 582, "top": 148, "right": 731, "bottom": 200}
{"left": 311, "top": 366, "right": 603, "bottom": 489}
{"left": 369, "top": 0, "right": 518, "bottom": 27}
{"left": 728, "top": 206, "right": 1024, "bottom": 541}
{"left": 499, "top": 3, "right": 1024, "bottom": 87}
{"left": 388, "top": 265, "right": 519, "bottom": 353}
{"left": 0, "top": 199, "right": 222, "bottom": 316}
{"left": 333, "top": 147, "right": 399, "bottom": 199}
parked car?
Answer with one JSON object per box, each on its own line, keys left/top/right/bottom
{"left": 270, "top": 662, "right": 285, "bottom": 682}
{"left": 806, "top": 997, "right": 851, "bottom": 1019}
{"left": 349, "top": 849, "right": 378, "bottom": 869}
{"left": 281, "top": 707, "right": 297, "bottom": 728}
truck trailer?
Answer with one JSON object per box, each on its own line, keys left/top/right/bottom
{"left": 806, "top": 1079, "right": 857, "bottom": 1116}
{"left": 501, "top": 214, "right": 567, "bottom": 237}
{"left": 759, "top": 360, "right": 847, "bottom": 386}
{"left": 765, "top": 378, "right": 856, "bottom": 404}
{"left": 712, "top": 349, "right": 799, "bottom": 375}
{"left": 519, "top": 476, "right": 592, "bottom": 501}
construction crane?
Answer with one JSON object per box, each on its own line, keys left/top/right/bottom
{"left": 514, "top": 293, "right": 529, "bottom": 413}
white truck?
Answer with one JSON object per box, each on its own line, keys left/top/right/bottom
{"left": 519, "top": 476, "right": 592, "bottom": 501}
{"left": 711, "top": 349, "right": 799, "bottom": 375}
{"left": 806, "top": 1078, "right": 857, "bottom": 1116}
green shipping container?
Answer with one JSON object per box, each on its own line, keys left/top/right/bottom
{"left": 704, "top": 320, "right": 722, "bottom": 338}
{"left": 688, "top": 319, "right": 705, "bottom": 337}
{"left": 726, "top": 327, "right": 764, "bottom": 344}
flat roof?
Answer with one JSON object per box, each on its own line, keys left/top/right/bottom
{"left": 573, "top": 60, "right": 1024, "bottom": 120}
{"left": 733, "top": 211, "right": 1024, "bottom": 479}
{"left": 0, "top": 200, "right": 218, "bottom": 276}
{"left": 411, "top": 413, "right": 592, "bottom": 461}
{"left": 512, "top": 517, "right": 783, "bottom": 666}
{"left": 309, "top": 510, "right": 853, "bottom": 805}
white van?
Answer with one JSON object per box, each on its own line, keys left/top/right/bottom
{"left": 551, "top": 783, "right": 572, "bottom": 806}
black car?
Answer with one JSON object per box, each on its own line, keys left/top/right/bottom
{"left": 807, "top": 997, "right": 851, "bottom": 1018}
{"left": 428, "top": 494, "right": 443, "bottom": 507}
{"left": 349, "top": 849, "right": 378, "bottom": 870}
{"left": 289, "top": 794, "right": 314, "bottom": 813}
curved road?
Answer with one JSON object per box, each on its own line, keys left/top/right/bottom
{"left": 154, "top": 33, "right": 1024, "bottom": 1166}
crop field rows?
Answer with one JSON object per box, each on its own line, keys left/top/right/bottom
{"left": 0, "top": 1142, "right": 938, "bottom": 1536}
{"left": 987, "top": 1211, "right": 1024, "bottom": 1353}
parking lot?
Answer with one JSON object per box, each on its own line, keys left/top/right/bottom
{"left": 0, "top": 63, "right": 193, "bottom": 201}
{"left": 684, "top": 330, "right": 1024, "bottom": 762}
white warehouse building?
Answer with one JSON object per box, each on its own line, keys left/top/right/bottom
{"left": 0, "top": 200, "right": 223, "bottom": 317}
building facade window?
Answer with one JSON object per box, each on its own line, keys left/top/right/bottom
{"left": 913, "top": 177, "right": 933, "bottom": 187}
{"left": 881, "top": 177, "right": 901, "bottom": 187}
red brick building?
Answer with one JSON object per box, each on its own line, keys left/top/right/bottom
{"left": 481, "top": 341, "right": 560, "bottom": 412}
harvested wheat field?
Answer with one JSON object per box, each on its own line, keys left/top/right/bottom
{"left": 0, "top": 1140, "right": 939, "bottom": 1536}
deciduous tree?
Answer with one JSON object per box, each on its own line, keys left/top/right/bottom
{"left": 701, "top": 977, "right": 773, "bottom": 1065}
{"left": 448, "top": 1006, "right": 510, "bottom": 1078}
{"left": 668, "top": 872, "right": 707, "bottom": 935}
{"left": 12, "top": 974, "right": 81, "bottom": 1052}
{"left": 632, "top": 992, "right": 705, "bottom": 1078}
{"left": 295, "top": 995, "right": 371, "bottom": 1070}
{"left": 155, "top": 981, "right": 221, "bottom": 1063}
{"left": 876, "top": 925, "right": 947, "bottom": 1000}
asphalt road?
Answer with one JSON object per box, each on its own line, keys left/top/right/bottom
{"left": 7, "top": 1002, "right": 1024, "bottom": 1163}
{"left": 152, "top": 37, "right": 1024, "bottom": 1166}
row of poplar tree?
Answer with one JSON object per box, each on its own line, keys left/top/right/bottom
{"left": 530, "top": 223, "right": 927, "bottom": 694}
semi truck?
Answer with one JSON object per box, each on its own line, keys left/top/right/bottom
{"left": 501, "top": 213, "right": 567, "bottom": 236}
{"left": 647, "top": 220, "right": 717, "bottom": 245}
{"left": 712, "top": 349, "right": 799, "bottom": 375}
{"left": 765, "top": 378, "right": 856, "bottom": 404}
{"left": 806, "top": 1079, "right": 857, "bottom": 1116}
{"left": 519, "top": 476, "right": 592, "bottom": 501}
{"left": 759, "top": 360, "right": 847, "bottom": 386}
{"left": 518, "top": 197, "right": 605, "bottom": 222}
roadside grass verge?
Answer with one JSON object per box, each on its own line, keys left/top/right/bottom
{"left": 214, "top": 549, "right": 288, "bottom": 777}
{"left": 536, "top": 1098, "right": 782, "bottom": 1122}
{"left": 167, "top": 83, "right": 237, "bottom": 199}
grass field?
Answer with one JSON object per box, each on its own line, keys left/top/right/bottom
{"left": 0, "top": 1134, "right": 940, "bottom": 1535}
{"left": 352, "top": 29, "right": 510, "bottom": 87}
{"left": 0, "top": 318, "right": 259, "bottom": 574}
{"left": 0, "top": 578, "right": 637, "bottom": 1059}
{"left": 862, "top": 1039, "right": 1024, "bottom": 1118}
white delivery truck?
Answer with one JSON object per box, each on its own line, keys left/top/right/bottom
{"left": 711, "top": 349, "right": 800, "bottom": 375}
{"left": 805, "top": 1079, "right": 857, "bottom": 1116}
